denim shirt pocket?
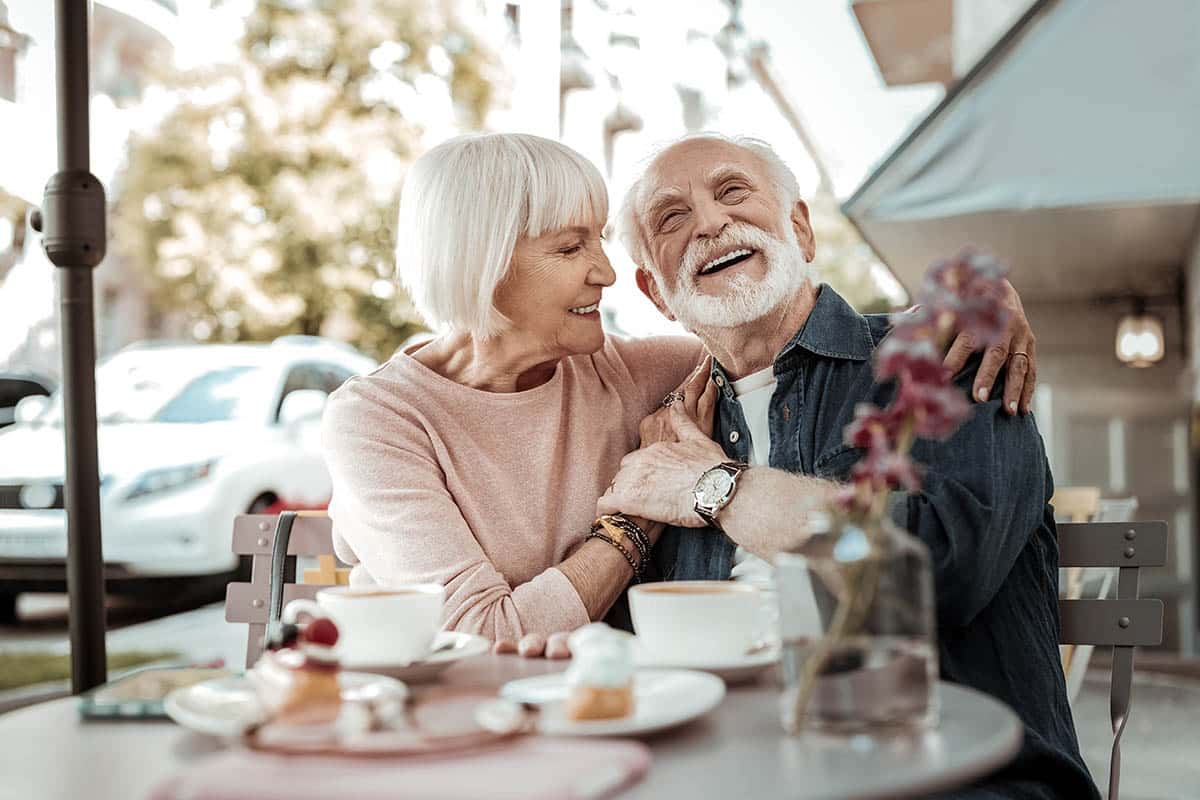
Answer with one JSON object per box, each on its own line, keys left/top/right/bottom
{"left": 814, "top": 444, "right": 865, "bottom": 481}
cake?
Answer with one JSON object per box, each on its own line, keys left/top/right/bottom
{"left": 564, "top": 624, "right": 634, "bottom": 721}
{"left": 249, "top": 615, "right": 342, "bottom": 727}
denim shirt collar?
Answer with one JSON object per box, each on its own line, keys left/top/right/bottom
{"left": 708, "top": 284, "right": 875, "bottom": 399}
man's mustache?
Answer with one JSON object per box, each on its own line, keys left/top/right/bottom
{"left": 678, "top": 222, "right": 780, "bottom": 282}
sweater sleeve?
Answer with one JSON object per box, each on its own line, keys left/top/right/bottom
{"left": 322, "top": 384, "right": 590, "bottom": 641}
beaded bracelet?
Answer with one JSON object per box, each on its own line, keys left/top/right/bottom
{"left": 597, "top": 514, "right": 651, "bottom": 563}
{"left": 586, "top": 530, "right": 642, "bottom": 582}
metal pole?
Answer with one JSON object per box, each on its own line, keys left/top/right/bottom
{"left": 37, "top": 0, "right": 108, "bottom": 692}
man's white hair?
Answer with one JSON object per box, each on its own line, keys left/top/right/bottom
{"left": 395, "top": 132, "right": 608, "bottom": 338}
{"left": 613, "top": 132, "right": 802, "bottom": 276}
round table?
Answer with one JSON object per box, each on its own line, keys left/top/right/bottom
{"left": 0, "top": 655, "right": 1021, "bottom": 800}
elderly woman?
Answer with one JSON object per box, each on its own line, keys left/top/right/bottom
{"left": 323, "top": 132, "right": 1036, "bottom": 646}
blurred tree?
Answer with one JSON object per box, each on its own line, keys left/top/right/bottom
{"left": 0, "top": 189, "right": 29, "bottom": 284}
{"left": 113, "top": 0, "right": 499, "bottom": 359}
{"left": 807, "top": 189, "right": 899, "bottom": 315}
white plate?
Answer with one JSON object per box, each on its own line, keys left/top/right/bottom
{"left": 346, "top": 632, "right": 491, "bottom": 683}
{"left": 500, "top": 668, "right": 725, "bottom": 737}
{"left": 632, "top": 638, "right": 781, "bottom": 684}
{"left": 164, "top": 672, "right": 408, "bottom": 738}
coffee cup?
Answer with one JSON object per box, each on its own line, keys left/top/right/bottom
{"left": 284, "top": 583, "right": 444, "bottom": 666}
{"left": 628, "top": 580, "right": 761, "bottom": 663}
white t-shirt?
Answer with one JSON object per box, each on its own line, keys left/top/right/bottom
{"left": 729, "top": 366, "right": 777, "bottom": 588}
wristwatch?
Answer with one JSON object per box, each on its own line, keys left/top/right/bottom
{"left": 692, "top": 461, "right": 749, "bottom": 529}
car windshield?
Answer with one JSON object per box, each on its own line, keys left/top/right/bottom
{"left": 35, "top": 355, "right": 275, "bottom": 425}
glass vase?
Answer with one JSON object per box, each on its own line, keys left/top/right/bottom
{"left": 776, "top": 515, "right": 939, "bottom": 734}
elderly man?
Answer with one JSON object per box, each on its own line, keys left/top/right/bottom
{"left": 599, "top": 133, "right": 1096, "bottom": 800}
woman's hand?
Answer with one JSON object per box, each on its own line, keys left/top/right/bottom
{"left": 639, "top": 356, "right": 717, "bottom": 447}
{"left": 942, "top": 278, "right": 1037, "bottom": 415}
{"left": 492, "top": 631, "right": 573, "bottom": 659}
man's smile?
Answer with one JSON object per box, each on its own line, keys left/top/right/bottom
{"left": 697, "top": 248, "right": 758, "bottom": 277}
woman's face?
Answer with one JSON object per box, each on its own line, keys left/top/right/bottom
{"left": 492, "top": 220, "right": 616, "bottom": 359}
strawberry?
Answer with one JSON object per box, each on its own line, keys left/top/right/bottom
{"left": 304, "top": 617, "right": 339, "bottom": 647}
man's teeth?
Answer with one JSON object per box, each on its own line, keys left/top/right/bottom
{"left": 569, "top": 303, "right": 600, "bottom": 315}
{"left": 700, "top": 249, "right": 753, "bottom": 275}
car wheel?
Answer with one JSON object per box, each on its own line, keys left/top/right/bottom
{"left": 0, "top": 592, "right": 17, "bottom": 624}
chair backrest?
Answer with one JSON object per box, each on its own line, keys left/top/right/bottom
{"left": 1057, "top": 521, "right": 1166, "bottom": 800}
{"left": 225, "top": 511, "right": 345, "bottom": 668}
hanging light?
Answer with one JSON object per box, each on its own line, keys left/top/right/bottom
{"left": 1115, "top": 300, "right": 1165, "bottom": 367}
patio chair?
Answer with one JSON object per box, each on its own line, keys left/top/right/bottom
{"left": 224, "top": 510, "right": 348, "bottom": 668}
{"left": 1058, "top": 520, "right": 1166, "bottom": 800}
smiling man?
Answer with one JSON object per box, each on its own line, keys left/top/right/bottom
{"left": 600, "top": 133, "right": 1097, "bottom": 800}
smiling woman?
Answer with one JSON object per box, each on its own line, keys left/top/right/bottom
{"left": 322, "top": 133, "right": 705, "bottom": 642}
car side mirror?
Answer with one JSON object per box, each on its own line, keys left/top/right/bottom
{"left": 14, "top": 395, "right": 49, "bottom": 425}
{"left": 278, "top": 389, "right": 327, "bottom": 427}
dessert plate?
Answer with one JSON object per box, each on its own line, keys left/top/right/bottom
{"left": 499, "top": 668, "right": 725, "bottom": 737}
{"left": 631, "top": 639, "right": 781, "bottom": 684}
{"left": 164, "top": 672, "right": 408, "bottom": 738}
{"left": 346, "top": 632, "right": 491, "bottom": 683}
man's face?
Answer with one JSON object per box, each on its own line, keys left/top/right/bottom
{"left": 635, "top": 138, "right": 815, "bottom": 330}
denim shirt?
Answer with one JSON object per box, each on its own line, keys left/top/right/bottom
{"left": 652, "top": 285, "right": 1097, "bottom": 799}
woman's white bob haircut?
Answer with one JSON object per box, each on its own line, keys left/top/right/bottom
{"left": 395, "top": 132, "right": 609, "bottom": 338}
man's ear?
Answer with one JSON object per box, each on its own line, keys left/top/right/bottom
{"left": 635, "top": 268, "right": 676, "bottom": 321}
{"left": 791, "top": 199, "right": 816, "bottom": 263}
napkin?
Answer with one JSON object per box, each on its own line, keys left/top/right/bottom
{"left": 149, "top": 737, "right": 650, "bottom": 800}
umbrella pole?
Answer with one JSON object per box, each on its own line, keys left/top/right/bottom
{"left": 40, "top": 0, "right": 108, "bottom": 692}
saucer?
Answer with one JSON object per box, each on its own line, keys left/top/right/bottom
{"left": 631, "top": 638, "right": 780, "bottom": 684}
{"left": 346, "top": 632, "right": 491, "bottom": 683}
{"left": 499, "top": 668, "right": 725, "bottom": 737}
{"left": 164, "top": 671, "right": 408, "bottom": 739}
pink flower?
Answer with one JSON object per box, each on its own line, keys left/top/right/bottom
{"left": 893, "top": 374, "right": 971, "bottom": 439}
{"left": 875, "top": 337, "right": 947, "bottom": 385}
{"left": 843, "top": 403, "right": 894, "bottom": 450}
{"left": 851, "top": 449, "right": 922, "bottom": 492}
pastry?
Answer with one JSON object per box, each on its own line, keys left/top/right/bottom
{"left": 564, "top": 624, "right": 634, "bottom": 721}
{"left": 249, "top": 615, "right": 342, "bottom": 727}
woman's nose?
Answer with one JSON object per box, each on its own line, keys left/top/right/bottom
{"left": 590, "top": 251, "right": 617, "bottom": 287}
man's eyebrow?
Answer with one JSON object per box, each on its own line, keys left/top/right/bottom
{"left": 705, "top": 163, "right": 754, "bottom": 185}
{"left": 643, "top": 188, "right": 686, "bottom": 220}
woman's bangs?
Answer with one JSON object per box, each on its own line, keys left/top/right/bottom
{"left": 523, "top": 149, "right": 609, "bottom": 238}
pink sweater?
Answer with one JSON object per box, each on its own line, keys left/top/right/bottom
{"left": 322, "top": 335, "right": 702, "bottom": 640}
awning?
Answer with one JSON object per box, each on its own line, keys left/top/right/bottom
{"left": 842, "top": 0, "right": 1200, "bottom": 300}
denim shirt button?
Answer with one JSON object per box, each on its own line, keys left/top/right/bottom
{"left": 714, "top": 374, "right": 726, "bottom": 387}
{"left": 729, "top": 430, "right": 740, "bottom": 443}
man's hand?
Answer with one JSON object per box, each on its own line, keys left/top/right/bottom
{"left": 942, "top": 278, "right": 1037, "bottom": 416}
{"left": 492, "top": 632, "right": 572, "bottom": 659}
{"left": 640, "top": 356, "right": 717, "bottom": 447}
{"left": 599, "top": 404, "right": 728, "bottom": 527}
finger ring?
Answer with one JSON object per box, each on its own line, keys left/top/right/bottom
{"left": 1011, "top": 352, "right": 1030, "bottom": 360}
{"left": 661, "top": 391, "right": 685, "bottom": 408}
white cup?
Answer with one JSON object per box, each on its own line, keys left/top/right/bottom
{"left": 284, "top": 583, "right": 444, "bottom": 666}
{"left": 628, "top": 580, "right": 761, "bottom": 664}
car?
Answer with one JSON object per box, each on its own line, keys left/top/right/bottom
{"left": 0, "top": 336, "right": 377, "bottom": 621}
{"left": 0, "top": 371, "right": 56, "bottom": 429}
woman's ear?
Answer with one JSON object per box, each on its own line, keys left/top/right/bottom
{"left": 635, "top": 268, "right": 676, "bottom": 321}
{"left": 791, "top": 200, "right": 816, "bottom": 263}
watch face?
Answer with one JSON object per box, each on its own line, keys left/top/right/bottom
{"left": 697, "top": 469, "right": 734, "bottom": 504}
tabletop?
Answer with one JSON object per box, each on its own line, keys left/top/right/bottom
{"left": 0, "top": 655, "right": 1022, "bottom": 800}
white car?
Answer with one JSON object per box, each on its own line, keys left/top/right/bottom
{"left": 0, "top": 336, "right": 376, "bottom": 619}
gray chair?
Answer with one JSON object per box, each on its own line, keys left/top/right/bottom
{"left": 1058, "top": 521, "right": 1166, "bottom": 800}
{"left": 225, "top": 511, "right": 344, "bottom": 668}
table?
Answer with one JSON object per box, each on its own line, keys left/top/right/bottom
{"left": 0, "top": 656, "right": 1021, "bottom": 800}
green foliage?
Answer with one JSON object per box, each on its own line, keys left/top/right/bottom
{"left": 0, "top": 650, "right": 180, "bottom": 691}
{"left": 113, "top": 0, "right": 499, "bottom": 359}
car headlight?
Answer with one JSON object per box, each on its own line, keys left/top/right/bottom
{"left": 124, "top": 461, "right": 216, "bottom": 502}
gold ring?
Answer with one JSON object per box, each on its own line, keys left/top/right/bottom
{"left": 1012, "top": 352, "right": 1030, "bottom": 359}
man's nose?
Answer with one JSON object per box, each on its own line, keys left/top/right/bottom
{"left": 694, "top": 199, "right": 731, "bottom": 239}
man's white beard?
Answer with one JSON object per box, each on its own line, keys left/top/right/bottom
{"left": 658, "top": 220, "right": 813, "bottom": 331}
